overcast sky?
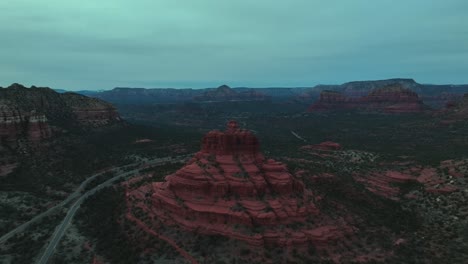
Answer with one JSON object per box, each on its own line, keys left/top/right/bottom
{"left": 1, "top": 0, "right": 467, "bottom": 90}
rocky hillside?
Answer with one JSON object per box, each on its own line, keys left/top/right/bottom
{"left": 308, "top": 84, "right": 427, "bottom": 113}
{"left": 0, "top": 83, "right": 122, "bottom": 144}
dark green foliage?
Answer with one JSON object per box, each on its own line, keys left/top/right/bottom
{"left": 76, "top": 187, "right": 140, "bottom": 264}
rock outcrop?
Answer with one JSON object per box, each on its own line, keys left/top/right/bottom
{"left": 307, "top": 91, "right": 359, "bottom": 111}
{"left": 0, "top": 100, "right": 51, "bottom": 142}
{"left": 0, "top": 83, "right": 122, "bottom": 143}
{"left": 61, "top": 93, "right": 121, "bottom": 127}
{"left": 308, "top": 84, "right": 426, "bottom": 113}
{"left": 126, "top": 121, "right": 352, "bottom": 247}
{"left": 362, "top": 85, "right": 426, "bottom": 113}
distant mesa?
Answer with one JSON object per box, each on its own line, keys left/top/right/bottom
{"left": 194, "top": 85, "right": 270, "bottom": 102}
{"left": 126, "top": 121, "right": 352, "bottom": 247}
{"left": 308, "top": 84, "right": 427, "bottom": 113}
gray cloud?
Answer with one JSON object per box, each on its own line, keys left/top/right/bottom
{"left": 1, "top": 0, "right": 467, "bottom": 90}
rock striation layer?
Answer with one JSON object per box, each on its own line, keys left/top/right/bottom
{"left": 308, "top": 84, "right": 426, "bottom": 113}
{"left": 0, "top": 100, "right": 51, "bottom": 142}
{"left": 127, "top": 121, "right": 352, "bottom": 247}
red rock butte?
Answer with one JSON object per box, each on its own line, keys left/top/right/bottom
{"left": 127, "top": 121, "right": 352, "bottom": 247}
{"left": 308, "top": 84, "right": 426, "bottom": 113}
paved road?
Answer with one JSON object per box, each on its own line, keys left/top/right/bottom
{"left": 291, "top": 130, "right": 307, "bottom": 142}
{"left": 0, "top": 168, "right": 115, "bottom": 244}
{"left": 0, "top": 156, "right": 187, "bottom": 245}
{"left": 35, "top": 155, "right": 190, "bottom": 264}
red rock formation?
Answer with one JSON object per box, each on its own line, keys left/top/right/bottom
{"left": 0, "top": 101, "right": 51, "bottom": 142}
{"left": 0, "top": 101, "right": 24, "bottom": 142}
{"left": 419, "top": 93, "right": 463, "bottom": 109}
{"left": 439, "top": 94, "right": 468, "bottom": 121}
{"left": 62, "top": 93, "right": 122, "bottom": 127}
{"left": 354, "top": 171, "right": 417, "bottom": 201}
{"left": 1, "top": 83, "right": 122, "bottom": 130}
{"left": 308, "top": 84, "right": 426, "bottom": 113}
{"left": 71, "top": 106, "right": 121, "bottom": 126}
{"left": 363, "top": 85, "right": 426, "bottom": 113}
{"left": 354, "top": 163, "right": 461, "bottom": 200}
{"left": 26, "top": 111, "right": 52, "bottom": 141}
{"left": 307, "top": 91, "right": 359, "bottom": 111}
{"left": 126, "top": 121, "right": 351, "bottom": 247}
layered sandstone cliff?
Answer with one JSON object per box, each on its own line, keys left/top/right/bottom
{"left": 363, "top": 85, "right": 426, "bottom": 113}
{"left": 0, "top": 100, "right": 51, "bottom": 142}
{"left": 0, "top": 83, "right": 122, "bottom": 142}
{"left": 307, "top": 91, "right": 359, "bottom": 111}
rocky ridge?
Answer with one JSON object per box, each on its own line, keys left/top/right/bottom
{"left": 0, "top": 83, "right": 122, "bottom": 144}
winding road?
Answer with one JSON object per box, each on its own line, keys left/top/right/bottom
{"left": 0, "top": 155, "right": 190, "bottom": 263}
{"left": 0, "top": 167, "right": 117, "bottom": 244}
{"left": 35, "top": 155, "right": 190, "bottom": 264}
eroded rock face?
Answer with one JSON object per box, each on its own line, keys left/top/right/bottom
{"left": 61, "top": 93, "right": 121, "bottom": 127}
{"left": 0, "top": 83, "right": 122, "bottom": 132}
{"left": 0, "top": 101, "right": 51, "bottom": 142}
{"left": 308, "top": 84, "right": 426, "bottom": 113}
{"left": 26, "top": 112, "right": 52, "bottom": 141}
{"left": 127, "top": 121, "right": 351, "bottom": 247}
{"left": 0, "top": 101, "right": 24, "bottom": 142}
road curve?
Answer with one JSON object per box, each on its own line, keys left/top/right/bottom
{"left": 0, "top": 156, "right": 187, "bottom": 245}
{"left": 0, "top": 169, "right": 112, "bottom": 244}
{"left": 36, "top": 156, "right": 189, "bottom": 264}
